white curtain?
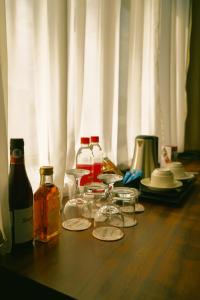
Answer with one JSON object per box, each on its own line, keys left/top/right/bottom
{"left": 66, "top": 0, "right": 121, "bottom": 166}
{"left": 6, "top": 0, "right": 68, "bottom": 193}
{"left": 119, "top": 0, "right": 191, "bottom": 166}
{"left": 0, "top": 0, "right": 191, "bottom": 253}
{"left": 0, "top": 0, "right": 11, "bottom": 254}
{"left": 67, "top": 0, "right": 191, "bottom": 169}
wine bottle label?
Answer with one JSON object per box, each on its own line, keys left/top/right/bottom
{"left": 10, "top": 149, "right": 24, "bottom": 164}
{"left": 12, "top": 207, "right": 33, "bottom": 244}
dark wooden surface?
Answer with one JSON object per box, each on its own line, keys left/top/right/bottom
{"left": 1, "top": 159, "right": 200, "bottom": 300}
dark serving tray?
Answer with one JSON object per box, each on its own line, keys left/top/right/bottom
{"left": 139, "top": 178, "right": 196, "bottom": 205}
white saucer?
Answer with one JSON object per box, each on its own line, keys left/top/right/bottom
{"left": 140, "top": 178, "right": 183, "bottom": 190}
{"left": 174, "top": 172, "right": 195, "bottom": 181}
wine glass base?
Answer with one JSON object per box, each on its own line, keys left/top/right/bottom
{"left": 123, "top": 217, "right": 138, "bottom": 227}
{"left": 62, "top": 218, "right": 91, "bottom": 231}
{"left": 92, "top": 226, "right": 124, "bottom": 241}
{"left": 110, "top": 216, "right": 138, "bottom": 228}
{"left": 135, "top": 203, "right": 145, "bottom": 213}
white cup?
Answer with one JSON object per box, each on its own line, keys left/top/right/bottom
{"left": 150, "top": 168, "right": 175, "bottom": 188}
{"left": 167, "top": 162, "right": 186, "bottom": 178}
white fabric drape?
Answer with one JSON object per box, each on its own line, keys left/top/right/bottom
{"left": 66, "top": 0, "right": 121, "bottom": 166}
{"left": 120, "top": 0, "right": 191, "bottom": 166}
{"left": 0, "top": 0, "right": 11, "bottom": 254}
{"left": 66, "top": 0, "right": 191, "bottom": 169}
{"left": 6, "top": 0, "right": 68, "bottom": 193}
{"left": 0, "top": 0, "right": 191, "bottom": 252}
{"left": 158, "top": 0, "right": 191, "bottom": 152}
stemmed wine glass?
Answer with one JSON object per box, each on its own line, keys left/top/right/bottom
{"left": 66, "top": 168, "right": 90, "bottom": 198}
{"left": 97, "top": 173, "right": 123, "bottom": 202}
{"left": 91, "top": 173, "right": 125, "bottom": 241}
{"left": 62, "top": 168, "right": 92, "bottom": 231}
{"left": 98, "top": 173, "right": 144, "bottom": 212}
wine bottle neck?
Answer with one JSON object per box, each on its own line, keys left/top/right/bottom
{"left": 10, "top": 155, "right": 25, "bottom": 165}
{"left": 10, "top": 146, "right": 25, "bottom": 165}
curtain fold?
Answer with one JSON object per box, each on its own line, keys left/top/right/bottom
{"left": 0, "top": 0, "right": 11, "bottom": 254}
{"left": 119, "top": 0, "right": 191, "bottom": 167}
{"left": 159, "top": 0, "right": 191, "bottom": 152}
{"left": 6, "top": 0, "right": 68, "bottom": 194}
{"left": 66, "top": 0, "right": 121, "bottom": 166}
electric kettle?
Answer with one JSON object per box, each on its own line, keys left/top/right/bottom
{"left": 130, "top": 135, "right": 159, "bottom": 178}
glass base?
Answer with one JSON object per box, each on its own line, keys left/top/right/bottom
{"left": 62, "top": 218, "right": 91, "bottom": 231}
{"left": 92, "top": 226, "right": 124, "bottom": 241}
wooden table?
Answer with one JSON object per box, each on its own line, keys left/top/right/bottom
{"left": 1, "top": 159, "right": 200, "bottom": 300}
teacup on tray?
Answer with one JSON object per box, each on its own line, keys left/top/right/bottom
{"left": 140, "top": 168, "right": 183, "bottom": 190}
{"left": 167, "top": 162, "right": 195, "bottom": 181}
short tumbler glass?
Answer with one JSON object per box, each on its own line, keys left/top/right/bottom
{"left": 111, "top": 187, "right": 138, "bottom": 227}
{"left": 92, "top": 204, "right": 124, "bottom": 241}
{"left": 62, "top": 198, "right": 92, "bottom": 231}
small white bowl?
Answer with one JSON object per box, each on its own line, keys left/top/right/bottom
{"left": 167, "top": 162, "right": 194, "bottom": 180}
{"left": 141, "top": 167, "right": 183, "bottom": 190}
{"left": 151, "top": 168, "right": 175, "bottom": 188}
{"left": 167, "top": 162, "right": 185, "bottom": 178}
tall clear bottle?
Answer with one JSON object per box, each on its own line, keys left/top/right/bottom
{"left": 90, "top": 136, "right": 103, "bottom": 182}
{"left": 9, "top": 138, "right": 33, "bottom": 250}
{"left": 33, "top": 166, "right": 61, "bottom": 243}
{"left": 76, "top": 137, "right": 94, "bottom": 186}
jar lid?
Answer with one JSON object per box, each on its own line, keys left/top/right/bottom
{"left": 81, "top": 137, "right": 89, "bottom": 144}
{"left": 91, "top": 136, "right": 99, "bottom": 143}
{"left": 40, "top": 166, "right": 53, "bottom": 175}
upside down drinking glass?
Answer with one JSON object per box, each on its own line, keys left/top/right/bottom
{"left": 111, "top": 187, "right": 138, "bottom": 227}
{"left": 62, "top": 168, "right": 92, "bottom": 231}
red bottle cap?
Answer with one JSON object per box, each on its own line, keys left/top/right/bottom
{"left": 91, "top": 136, "right": 99, "bottom": 143}
{"left": 81, "top": 137, "right": 90, "bottom": 144}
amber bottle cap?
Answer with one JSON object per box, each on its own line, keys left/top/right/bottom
{"left": 40, "top": 166, "right": 53, "bottom": 175}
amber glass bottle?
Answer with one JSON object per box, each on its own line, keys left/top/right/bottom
{"left": 9, "top": 138, "right": 33, "bottom": 250}
{"left": 33, "top": 166, "right": 61, "bottom": 242}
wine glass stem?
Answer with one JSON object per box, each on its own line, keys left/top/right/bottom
{"left": 108, "top": 183, "right": 114, "bottom": 201}
{"left": 75, "top": 177, "right": 81, "bottom": 197}
{"left": 109, "top": 183, "right": 114, "bottom": 192}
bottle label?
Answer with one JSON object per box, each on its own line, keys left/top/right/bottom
{"left": 10, "top": 149, "right": 24, "bottom": 164}
{"left": 12, "top": 207, "right": 33, "bottom": 244}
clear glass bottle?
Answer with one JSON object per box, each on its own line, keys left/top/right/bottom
{"left": 9, "top": 138, "right": 33, "bottom": 250}
{"left": 90, "top": 136, "right": 103, "bottom": 182}
{"left": 33, "top": 166, "right": 61, "bottom": 243}
{"left": 76, "top": 137, "right": 94, "bottom": 186}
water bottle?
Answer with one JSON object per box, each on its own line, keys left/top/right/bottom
{"left": 76, "top": 137, "right": 94, "bottom": 185}
{"left": 90, "top": 136, "right": 103, "bottom": 182}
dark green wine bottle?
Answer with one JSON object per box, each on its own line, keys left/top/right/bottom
{"left": 9, "top": 138, "right": 33, "bottom": 251}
